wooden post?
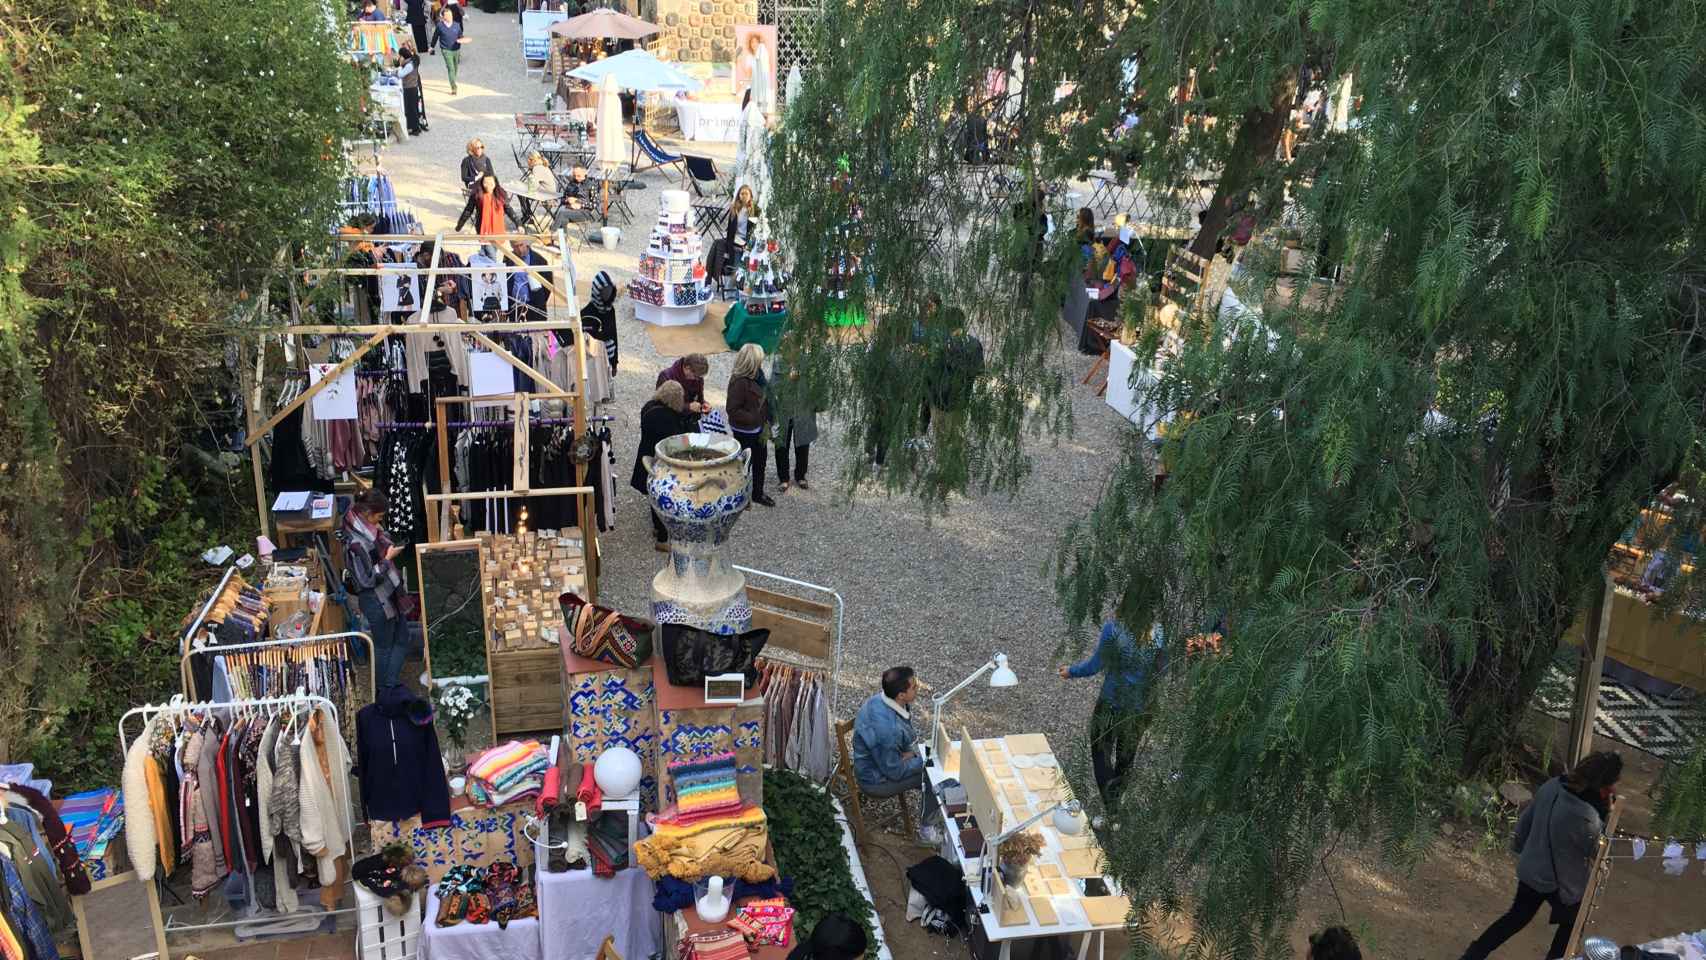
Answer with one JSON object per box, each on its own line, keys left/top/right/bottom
{"left": 241, "top": 328, "right": 272, "bottom": 540}
{"left": 1569, "top": 574, "right": 1615, "bottom": 768}
{"left": 1562, "top": 800, "right": 1620, "bottom": 960}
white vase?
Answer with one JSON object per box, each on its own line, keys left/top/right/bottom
{"left": 645, "top": 432, "right": 753, "bottom": 634}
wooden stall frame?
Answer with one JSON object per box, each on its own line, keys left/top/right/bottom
{"left": 241, "top": 229, "right": 585, "bottom": 540}
{"left": 733, "top": 564, "right": 845, "bottom": 717}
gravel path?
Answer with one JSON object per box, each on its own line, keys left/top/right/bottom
{"left": 384, "top": 9, "right": 1132, "bottom": 752}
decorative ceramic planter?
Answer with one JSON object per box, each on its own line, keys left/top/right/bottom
{"left": 645, "top": 432, "right": 753, "bottom": 635}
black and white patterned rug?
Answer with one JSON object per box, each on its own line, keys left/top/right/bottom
{"left": 1533, "top": 658, "right": 1700, "bottom": 759}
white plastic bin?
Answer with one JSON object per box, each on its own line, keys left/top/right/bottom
{"left": 601, "top": 226, "right": 621, "bottom": 247}
{"left": 355, "top": 884, "right": 423, "bottom": 960}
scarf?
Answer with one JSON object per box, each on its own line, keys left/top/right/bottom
{"left": 478, "top": 191, "right": 505, "bottom": 235}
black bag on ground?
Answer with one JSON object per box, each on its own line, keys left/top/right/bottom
{"left": 906, "top": 855, "right": 970, "bottom": 936}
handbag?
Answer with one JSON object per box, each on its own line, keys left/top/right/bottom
{"left": 658, "top": 623, "right": 770, "bottom": 687}
{"left": 559, "top": 593, "right": 654, "bottom": 668}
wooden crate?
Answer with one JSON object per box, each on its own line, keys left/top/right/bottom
{"left": 490, "top": 648, "right": 565, "bottom": 737}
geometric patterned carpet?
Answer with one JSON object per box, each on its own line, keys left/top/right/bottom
{"left": 1533, "top": 657, "right": 1701, "bottom": 759}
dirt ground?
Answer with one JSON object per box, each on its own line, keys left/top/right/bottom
{"left": 853, "top": 713, "right": 1703, "bottom": 960}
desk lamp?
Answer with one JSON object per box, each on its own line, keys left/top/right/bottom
{"left": 980, "top": 800, "right": 1085, "bottom": 903}
{"left": 927, "top": 653, "right": 1018, "bottom": 765}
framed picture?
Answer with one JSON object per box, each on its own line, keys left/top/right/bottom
{"left": 380, "top": 262, "right": 423, "bottom": 314}
{"left": 73, "top": 871, "right": 168, "bottom": 960}
{"left": 703, "top": 673, "right": 747, "bottom": 704}
{"left": 733, "top": 25, "right": 777, "bottom": 113}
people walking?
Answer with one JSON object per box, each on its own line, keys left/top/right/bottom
{"left": 1457, "top": 751, "right": 1622, "bottom": 960}
{"left": 430, "top": 6, "right": 465, "bottom": 96}
{"left": 770, "top": 351, "right": 818, "bottom": 492}
{"left": 727, "top": 343, "right": 775, "bottom": 507}
{"left": 404, "top": 0, "right": 429, "bottom": 57}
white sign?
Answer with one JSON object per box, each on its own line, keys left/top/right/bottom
{"left": 309, "top": 362, "right": 359, "bottom": 420}
{"left": 469, "top": 350, "right": 513, "bottom": 398}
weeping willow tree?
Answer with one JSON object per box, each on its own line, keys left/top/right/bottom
{"left": 771, "top": 0, "right": 1706, "bottom": 951}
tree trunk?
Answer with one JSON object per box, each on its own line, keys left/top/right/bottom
{"left": 1187, "top": 89, "right": 1293, "bottom": 260}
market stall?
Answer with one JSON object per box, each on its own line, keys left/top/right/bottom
{"left": 923, "top": 731, "right": 1130, "bottom": 960}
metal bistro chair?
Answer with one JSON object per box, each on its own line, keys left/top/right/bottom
{"left": 685, "top": 155, "right": 730, "bottom": 237}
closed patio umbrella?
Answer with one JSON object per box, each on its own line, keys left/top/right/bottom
{"left": 596, "top": 74, "right": 625, "bottom": 222}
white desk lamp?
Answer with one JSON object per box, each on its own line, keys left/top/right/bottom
{"left": 981, "top": 800, "right": 1085, "bottom": 902}
{"left": 928, "top": 653, "right": 1018, "bottom": 765}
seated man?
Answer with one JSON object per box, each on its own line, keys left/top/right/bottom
{"left": 852, "top": 666, "right": 940, "bottom": 844}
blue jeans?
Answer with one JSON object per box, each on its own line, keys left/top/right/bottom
{"left": 358, "top": 590, "right": 408, "bottom": 690}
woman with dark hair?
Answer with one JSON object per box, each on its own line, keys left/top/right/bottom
{"left": 1457, "top": 751, "right": 1623, "bottom": 960}
{"left": 455, "top": 175, "right": 522, "bottom": 236}
{"left": 786, "top": 914, "right": 867, "bottom": 960}
{"left": 395, "top": 41, "right": 427, "bottom": 136}
{"left": 343, "top": 493, "right": 410, "bottom": 690}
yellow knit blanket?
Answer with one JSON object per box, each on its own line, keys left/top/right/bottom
{"left": 633, "top": 807, "right": 774, "bottom": 882}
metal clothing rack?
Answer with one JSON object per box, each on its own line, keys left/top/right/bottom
{"left": 179, "top": 630, "right": 377, "bottom": 711}
{"left": 734, "top": 565, "right": 846, "bottom": 718}
{"left": 182, "top": 565, "right": 241, "bottom": 652}
{"left": 118, "top": 691, "right": 360, "bottom": 942}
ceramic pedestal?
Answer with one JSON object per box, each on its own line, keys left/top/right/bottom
{"left": 645, "top": 432, "right": 753, "bottom": 634}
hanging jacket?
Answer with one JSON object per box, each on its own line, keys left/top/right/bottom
{"left": 355, "top": 686, "right": 453, "bottom": 827}
{"left": 120, "top": 719, "right": 161, "bottom": 882}
{"left": 300, "top": 708, "right": 353, "bottom": 887}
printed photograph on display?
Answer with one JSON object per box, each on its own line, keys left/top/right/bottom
{"left": 471, "top": 265, "right": 509, "bottom": 315}
{"left": 380, "top": 263, "right": 423, "bottom": 314}
{"left": 733, "top": 25, "right": 777, "bottom": 109}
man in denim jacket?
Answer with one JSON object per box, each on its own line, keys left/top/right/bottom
{"left": 853, "top": 666, "right": 940, "bottom": 844}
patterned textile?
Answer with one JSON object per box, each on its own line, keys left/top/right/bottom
{"left": 368, "top": 803, "right": 535, "bottom": 884}
{"left": 0, "top": 854, "right": 55, "bottom": 960}
{"left": 666, "top": 753, "right": 740, "bottom": 823}
{"left": 562, "top": 665, "right": 658, "bottom": 809}
{"left": 658, "top": 704, "right": 765, "bottom": 810}
{"left": 467, "top": 741, "right": 548, "bottom": 809}
{"left": 678, "top": 929, "right": 748, "bottom": 960}
{"left": 633, "top": 807, "right": 772, "bottom": 883}
{"left": 727, "top": 896, "right": 794, "bottom": 947}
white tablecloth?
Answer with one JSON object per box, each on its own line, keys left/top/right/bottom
{"left": 421, "top": 891, "right": 541, "bottom": 960}
{"left": 538, "top": 867, "right": 662, "bottom": 960}
{"left": 674, "top": 98, "right": 743, "bottom": 142}
{"left": 1105, "top": 340, "right": 1169, "bottom": 438}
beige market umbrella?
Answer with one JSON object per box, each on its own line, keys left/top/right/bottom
{"left": 549, "top": 8, "right": 659, "bottom": 40}
{"left": 595, "top": 74, "right": 625, "bottom": 222}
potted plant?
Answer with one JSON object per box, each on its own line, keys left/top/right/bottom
{"left": 433, "top": 681, "right": 485, "bottom": 778}
{"left": 996, "top": 831, "right": 1045, "bottom": 887}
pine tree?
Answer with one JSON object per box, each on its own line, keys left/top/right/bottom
{"left": 772, "top": 0, "right": 1706, "bottom": 949}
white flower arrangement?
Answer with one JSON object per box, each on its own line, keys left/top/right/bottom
{"left": 434, "top": 682, "right": 485, "bottom": 751}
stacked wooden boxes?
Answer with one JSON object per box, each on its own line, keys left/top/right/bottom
{"left": 480, "top": 529, "right": 589, "bottom": 737}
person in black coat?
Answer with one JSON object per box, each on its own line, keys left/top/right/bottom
{"left": 354, "top": 683, "right": 453, "bottom": 828}
{"left": 633, "top": 380, "right": 698, "bottom": 550}
{"left": 459, "top": 138, "right": 496, "bottom": 196}
{"left": 581, "top": 270, "right": 618, "bottom": 375}
{"left": 405, "top": 0, "right": 429, "bottom": 57}
{"left": 456, "top": 175, "right": 523, "bottom": 235}
{"left": 707, "top": 184, "right": 759, "bottom": 280}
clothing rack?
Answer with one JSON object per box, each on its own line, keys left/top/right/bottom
{"left": 183, "top": 565, "right": 241, "bottom": 650}
{"left": 733, "top": 565, "right": 846, "bottom": 717}
{"left": 377, "top": 414, "right": 612, "bottom": 429}
{"left": 119, "top": 691, "right": 360, "bottom": 941}
{"left": 178, "top": 631, "right": 377, "bottom": 723}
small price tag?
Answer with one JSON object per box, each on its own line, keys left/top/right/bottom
{"left": 575, "top": 801, "right": 588, "bottom": 822}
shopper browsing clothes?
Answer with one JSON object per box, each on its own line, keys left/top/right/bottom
{"left": 1058, "top": 619, "right": 1165, "bottom": 810}
{"left": 852, "top": 666, "right": 942, "bottom": 845}
{"left": 655, "top": 353, "right": 710, "bottom": 413}
{"left": 343, "top": 493, "right": 410, "bottom": 691}
{"left": 1457, "top": 751, "right": 1623, "bottom": 960}
{"left": 581, "top": 270, "right": 619, "bottom": 375}
{"left": 633, "top": 381, "right": 698, "bottom": 551}
{"left": 430, "top": 5, "right": 466, "bottom": 96}
{"left": 395, "top": 41, "right": 427, "bottom": 136}
{"left": 770, "top": 350, "right": 818, "bottom": 492}
{"left": 726, "top": 343, "right": 775, "bottom": 508}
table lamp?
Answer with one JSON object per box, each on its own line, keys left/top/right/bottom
{"left": 927, "top": 653, "right": 1018, "bottom": 765}
{"left": 981, "top": 800, "right": 1085, "bottom": 903}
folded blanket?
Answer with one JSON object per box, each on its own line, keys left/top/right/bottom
{"left": 467, "top": 778, "right": 544, "bottom": 809}
{"left": 469, "top": 741, "right": 545, "bottom": 784}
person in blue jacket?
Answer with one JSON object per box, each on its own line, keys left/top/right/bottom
{"left": 852, "top": 665, "right": 940, "bottom": 844}
{"left": 1059, "top": 619, "right": 1166, "bottom": 806}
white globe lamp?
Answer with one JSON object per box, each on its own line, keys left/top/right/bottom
{"left": 594, "top": 746, "right": 643, "bottom": 799}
